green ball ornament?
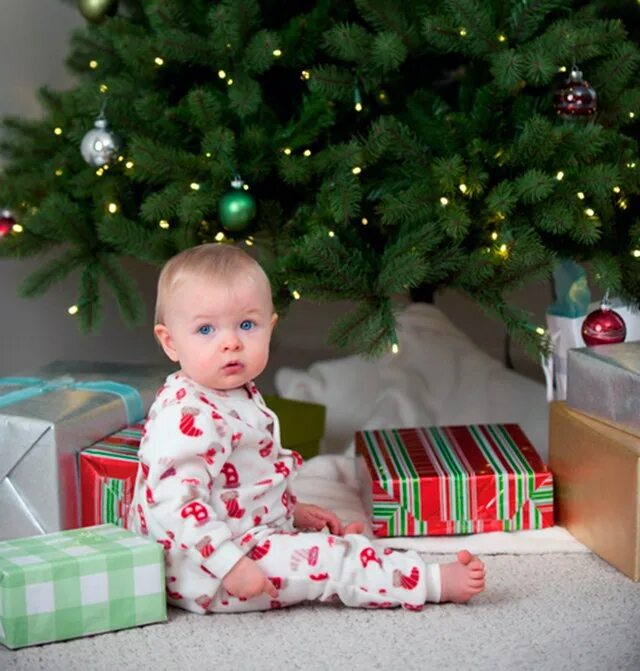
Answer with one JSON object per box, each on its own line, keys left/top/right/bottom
{"left": 218, "top": 180, "right": 257, "bottom": 232}
{"left": 78, "top": 0, "right": 118, "bottom": 24}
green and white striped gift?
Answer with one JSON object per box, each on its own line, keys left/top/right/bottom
{"left": 0, "top": 524, "right": 166, "bottom": 649}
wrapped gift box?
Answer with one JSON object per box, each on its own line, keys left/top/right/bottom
{"left": 80, "top": 424, "right": 145, "bottom": 529}
{"left": 79, "top": 395, "right": 326, "bottom": 528}
{"left": 356, "top": 424, "right": 553, "bottom": 537}
{"left": 566, "top": 341, "right": 640, "bottom": 437}
{"left": 0, "top": 524, "right": 166, "bottom": 649}
{"left": 264, "top": 394, "right": 326, "bottom": 460}
{"left": 549, "top": 401, "right": 640, "bottom": 581}
{"left": 0, "top": 361, "right": 169, "bottom": 541}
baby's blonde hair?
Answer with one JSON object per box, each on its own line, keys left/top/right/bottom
{"left": 154, "top": 244, "right": 272, "bottom": 325}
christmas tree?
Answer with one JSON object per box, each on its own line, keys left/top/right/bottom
{"left": 1, "top": 0, "right": 639, "bottom": 357}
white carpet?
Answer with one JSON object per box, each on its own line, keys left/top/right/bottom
{"left": 3, "top": 553, "right": 640, "bottom": 671}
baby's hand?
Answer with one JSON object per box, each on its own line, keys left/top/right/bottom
{"left": 222, "top": 557, "right": 278, "bottom": 600}
{"left": 293, "top": 502, "right": 365, "bottom": 536}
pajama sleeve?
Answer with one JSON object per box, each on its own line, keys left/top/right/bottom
{"left": 141, "top": 399, "right": 245, "bottom": 580}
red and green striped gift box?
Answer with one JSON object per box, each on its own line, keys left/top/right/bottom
{"left": 79, "top": 424, "right": 144, "bottom": 529}
{"left": 356, "top": 424, "right": 553, "bottom": 537}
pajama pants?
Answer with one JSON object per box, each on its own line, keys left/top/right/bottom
{"left": 166, "top": 529, "right": 441, "bottom": 614}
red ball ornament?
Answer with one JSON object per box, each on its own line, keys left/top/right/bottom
{"left": 554, "top": 66, "right": 597, "bottom": 118}
{"left": 581, "top": 302, "right": 626, "bottom": 346}
{"left": 0, "top": 209, "right": 15, "bottom": 238}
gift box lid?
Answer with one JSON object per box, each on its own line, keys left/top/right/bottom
{"left": 82, "top": 423, "right": 145, "bottom": 460}
{"left": 567, "top": 342, "right": 640, "bottom": 437}
{"left": 356, "top": 424, "right": 553, "bottom": 526}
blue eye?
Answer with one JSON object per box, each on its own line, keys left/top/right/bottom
{"left": 198, "top": 325, "right": 213, "bottom": 335}
{"left": 240, "top": 320, "right": 254, "bottom": 331}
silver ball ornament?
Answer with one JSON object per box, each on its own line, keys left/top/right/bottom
{"left": 80, "top": 118, "right": 120, "bottom": 167}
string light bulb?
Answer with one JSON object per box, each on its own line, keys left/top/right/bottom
{"left": 242, "top": 184, "right": 250, "bottom": 191}
{"left": 585, "top": 208, "right": 595, "bottom": 217}
{"left": 154, "top": 57, "right": 164, "bottom": 66}
{"left": 272, "top": 49, "right": 282, "bottom": 58}
{"left": 352, "top": 166, "right": 362, "bottom": 175}
{"left": 303, "top": 149, "right": 312, "bottom": 157}
{"left": 68, "top": 305, "right": 79, "bottom": 315}
{"left": 12, "top": 223, "right": 23, "bottom": 233}
{"left": 227, "top": 78, "right": 234, "bottom": 86}
{"left": 190, "top": 182, "right": 200, "bottom": 191}
{"left": 99, "top": 84, "right": 108, "bottom": 93}
{"left": 159, "top": 219, "right": 170, "bottom": 229}
{"left": 89, "top": 60, "right": 98, "bottom": 69}
{"left": 301, "top": 70, "right": 311, "bottom": 80}
{"left": 613, "top": 186, "right": 621, "bottom": 193}
{"left": 459, "top": 28, "right": 468, "bottom": 37}
{"left": 440, "top": 197, "right": 449, "bottom": 206}
{"left": 218, "top": 70, "right": 226, "bottom": 79}
{"left": 125, "top": 160, "right": 134, "bottom": 169}
{"left": 577, "top": 191, "right": 585, "bottom": 200}
{"left": 283, "top": 147, "right": 292, "bottom": 155}
{"left": 215, "top": 232, "right": 226, "bottom": 242}
{"left": 54, "top": 127, "right": 63, "bottom": 136}
{"left": 361, "top": 218, "right": 368, "bottom": 225}
{"left": 497, "top": 34, "right": 507, "bottom": 42}
{"left": 556, "top": 171, "right": 564, "bottom": 181}
{"left": 535, "top": 327, "right": 546, "bottom": 336}
{"left": 391, "top": 343, "right": 399, "bottom": 355}
{"left": 55, "top": 169, "right": 63, "bottom": 177}
{"left": 292, "top": 290, "right": 301, "bottom": 300}
{"left": 107, "top": 202, "right": 118, "bottom": 214}
{"left": 459, "top": 183, "right": 468, "bottom": 194}
{"left": 491, "top": 231, "right": 498, "bottom": 240}
{"left": 328, "top": 230, "right": 335, "bottom": 237}
{"left": 632, "top": 250, "right": 640, "bottom": 258}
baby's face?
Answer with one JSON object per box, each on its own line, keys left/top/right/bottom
{"left": 155, "top": 270, "right": 276, "bottom": 391}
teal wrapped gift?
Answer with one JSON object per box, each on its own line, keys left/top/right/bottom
{"left": 0, "top": 361, "right": 169, "bottom": 541}
{"left": 0, "top": 524, "right": 167, "bottom": 649}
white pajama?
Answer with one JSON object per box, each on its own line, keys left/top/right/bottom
{"left": 129, "top": 373, "right": 440, "bottom": 614}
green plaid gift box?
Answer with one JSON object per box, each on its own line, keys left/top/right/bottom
{"left": 0, "top": 524, "right": 166, "bottom": 649}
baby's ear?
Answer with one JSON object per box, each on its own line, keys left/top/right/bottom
{"left": 154, "top": 324, "right": 179, "bottom": 362}
{"left": 270, "top": 313, "right": 278, "bottom": 330}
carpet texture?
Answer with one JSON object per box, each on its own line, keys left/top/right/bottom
{"left": 3, "top": 553, "right": 639, "bottom": 671}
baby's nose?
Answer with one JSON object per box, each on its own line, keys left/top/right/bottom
{"left": 221, "top": 332, "right": 242, "bottom": 351}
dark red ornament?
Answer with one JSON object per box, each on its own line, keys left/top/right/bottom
{"left": 554, "top": 66, "right": 597, "bottom": 118}
{"left": 0, "top": 209, "right": 15, "bottom": 238}
{"left": 581, "top": 302, "right": 626, "bottom": 346}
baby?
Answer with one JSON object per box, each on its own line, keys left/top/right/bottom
{"left": 129, "top": 243, "right": 485, "bottom": 613}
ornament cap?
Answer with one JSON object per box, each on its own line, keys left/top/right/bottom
{"left": 94, "top": 118, "right": 108, "bottom": 129}
{"left": 569, "top": 66, "right": 584, "bottom": 83}
{"left": 230, "top": 175, "right": 244, "bottom": 190}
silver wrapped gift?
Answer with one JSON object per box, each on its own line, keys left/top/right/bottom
{"left": 0, "top": 361, "right": 170, "bottom": 541}
{"left": 566, "top": 342, "right": 640, "bottom": 436}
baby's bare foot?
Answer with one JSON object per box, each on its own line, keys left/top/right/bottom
{"left": 440, "top": 550, "right": 485, "bottom": 603}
